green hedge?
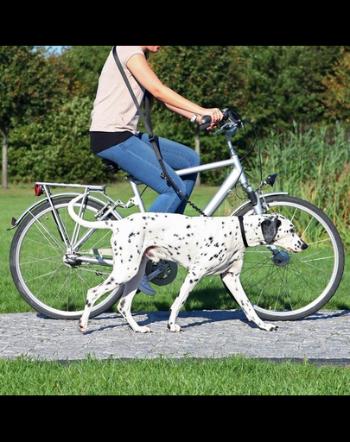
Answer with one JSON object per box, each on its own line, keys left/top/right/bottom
{"left": 8, "top": 96, "right": 113, "bottom": 184}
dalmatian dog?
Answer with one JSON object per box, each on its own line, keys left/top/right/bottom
{"left": 68, "top": 195, "right": 308, "bottom": 334}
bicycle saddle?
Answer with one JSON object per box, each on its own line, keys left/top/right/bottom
{"left": 101, "top": 159, "right": 143, "bottom": 185}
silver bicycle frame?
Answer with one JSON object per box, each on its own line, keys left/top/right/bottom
{"left": 14, "top": 138, "right": 272, "bottom": 268}
{"left": 133, "top": 138, "right": 263, "bottom": 216}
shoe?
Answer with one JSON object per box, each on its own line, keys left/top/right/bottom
{"left": 138, "top": 274, "right": 156, "bottom": 296}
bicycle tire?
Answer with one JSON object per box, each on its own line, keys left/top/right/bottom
{"left": 10, "top": 195, "right": 124, "bottom": 320}
{"left": 221, "top": 195, "right": 345, "bottom": 320}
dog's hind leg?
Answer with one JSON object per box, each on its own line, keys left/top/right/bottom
{"left": 222, "top": 263, "right": 278, "bottom": 331}
{"left": 117, "top": 257, "right": 151, "bottom": 333}
{"left": 79, "top": 275, "right": 120, "bottom": 333}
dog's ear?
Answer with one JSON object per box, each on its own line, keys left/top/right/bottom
{"left": 261, "top": 217, "right": 281, "bottom": 244}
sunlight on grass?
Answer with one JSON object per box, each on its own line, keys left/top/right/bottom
{"left": 1, "top": 356, "right": 350, "bottom": 395}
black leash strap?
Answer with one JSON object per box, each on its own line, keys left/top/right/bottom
{"left": 238, "top": 216, "right": 249, "bottom": 248}
{"left": 112, "top": 46, "right": 206, "bottom": 217}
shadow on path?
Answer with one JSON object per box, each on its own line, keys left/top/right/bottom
{"left": 35, "top": 309, "right": 350, "bottom": 336}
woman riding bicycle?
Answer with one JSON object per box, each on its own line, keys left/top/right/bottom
{"left": 89, "top": 46, "right": 224, "bottom": 215}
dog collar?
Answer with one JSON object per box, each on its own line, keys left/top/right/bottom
{"left": 238, "top": 216, "right": 249, "bottom": 248}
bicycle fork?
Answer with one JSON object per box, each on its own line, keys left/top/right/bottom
{"left": 229, "top": 141, "right": 284, "bottom": 260}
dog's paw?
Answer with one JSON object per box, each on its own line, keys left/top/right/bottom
{"left": 262, "top": 323, "right": 278, "bottom": 331}
{"left": 168, "top": 323, "right": 182, "bottom": 332}
{"left": 79, "top": 323, "right": 88, "bottom": 333}
{"left": 135, "top": 326, "right": 151, "bottom": 333}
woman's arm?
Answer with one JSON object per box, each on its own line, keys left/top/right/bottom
{"left": 127, "top": 54, "right": 207, "bottom": 116}
{"left": 164, "top": 103, "right": 205, "bottom": 123}
{"left": 127, "top": 54, "right": 223, "bottom": 127}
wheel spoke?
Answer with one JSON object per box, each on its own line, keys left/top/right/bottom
{"left": 89, "top": 230, "right": 112, "bottom": 250}
{"left": 254, "top": 266, "right": 282, "bottom": 307}
{"left": 301, "top": 217, "right": 313, "bottom": 238}
{"left": 287, "top": 263, "right": 324, "bottom": 291}
{"left": 27, "top": 267, "right": 62, "bottom": 282}
{"left": 20, "top": 255, "right": 61, "bottom": 266}
{"left": 54, "top": 273, "right": 72, "bottom": 303}
{"left": 28, "top": 210, "right": 66, "bottom": 252}
{"left": 301, "top": 256, "right": 334, "bottom": 263}
{"left": 290, "top": 208, "right": 298, "bottom": 223}
{"left": 23, "top": 236, "right": 62, "bottom": 256}
{"left": 308, "top": 238, "right": 332, "bottom": 246}
{"left": 77, "top": 266, "right": 111, "bottom": 276}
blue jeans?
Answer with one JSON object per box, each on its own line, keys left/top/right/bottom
{"left": 96, "top": 133, "right": 200, "bottom": 214}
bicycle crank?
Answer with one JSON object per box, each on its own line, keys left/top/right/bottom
{"left": 145, "top": 260, "right": 178, "bottom": 286}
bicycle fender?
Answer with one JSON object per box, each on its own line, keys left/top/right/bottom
{"left": 232, "top": 192, "right": 288, "bottom": 216}
{"left": 8, "top": 193, "right": 108, "bottom": 230}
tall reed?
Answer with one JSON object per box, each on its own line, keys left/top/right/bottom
{"left": 248, "top": 123, "right": 350, "bottom": 247}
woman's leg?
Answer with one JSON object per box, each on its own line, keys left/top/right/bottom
{"left": 138, "top": 133, "right": 200, "bottom": 214}
{"left": 96, "top": 135, "right": 196, "bottom": 213}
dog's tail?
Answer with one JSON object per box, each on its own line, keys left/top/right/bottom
{"left": 67, "top": 195, "right": 113, "bottom": 230}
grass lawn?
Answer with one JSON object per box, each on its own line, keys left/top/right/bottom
{"left": 1, "top": 356, "right": 350, "bottom": 395}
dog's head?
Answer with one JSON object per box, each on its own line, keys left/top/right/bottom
{"left": 260, "top": 214, "right": 308, "bottom": 253}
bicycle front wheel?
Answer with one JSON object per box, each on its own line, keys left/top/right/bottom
{"left": 10, "top": 195, "right": 123, "bottom": 320}
{"left": 225, "top": 195, "right": 345, "bottom": 320}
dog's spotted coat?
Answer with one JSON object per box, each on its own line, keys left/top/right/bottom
{"left": 68, "top": 195, "right": 308, "bottom": 333}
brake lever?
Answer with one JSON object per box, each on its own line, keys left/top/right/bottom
{"left": 212, "top": 126, "right": 224, "bottom": 136}
{"left": 212, "top": 121, "right": 232, "bottom": 135}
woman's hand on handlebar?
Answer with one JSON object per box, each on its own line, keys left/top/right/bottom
{"left": 197, "top": 108, "right": 224, "bottom": 130}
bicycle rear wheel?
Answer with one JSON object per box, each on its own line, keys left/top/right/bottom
{"left": 10, "top": 195, "right": 123, "bottom": 319}
{"left": 222, "top": 195, "right": 345, "bottom": 320}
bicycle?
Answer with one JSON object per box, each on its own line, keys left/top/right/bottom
{"left": 9, "top": 108, "right": 345, "bottom": 321}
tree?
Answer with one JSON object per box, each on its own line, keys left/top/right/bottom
{"left": 59, "top": 46, "right": 111, "bottom": 97}
{"left": 240, "top": 46, "right": 342, "bottom": 131}
{"left": 322, "top": 47, "right": 350, "bottom": 124}
{"left": 0, "top": 46, "right": 68, "bottom": 188}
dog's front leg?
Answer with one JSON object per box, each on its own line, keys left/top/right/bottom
{"left": 168, "top": 273, "right": 201, "bottom": 332}
{"left": 222, "top": 269, "right": 278, "bottom": 332}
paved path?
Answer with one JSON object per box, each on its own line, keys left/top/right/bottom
{"left": 1, "top": 310, "right": 350, "bottom": 364}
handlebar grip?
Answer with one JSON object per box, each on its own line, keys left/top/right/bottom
{"left": 198, "top": 115, "right": 212, "bottom": 131}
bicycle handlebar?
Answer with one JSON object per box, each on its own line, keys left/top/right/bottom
{"left": 197, "top": 107, "right": 244, "bottom": 133}
{"left": 198, "top": 115, "right": 212, "bottom": 131}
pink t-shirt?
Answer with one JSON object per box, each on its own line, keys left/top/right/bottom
{"left": 90, "top": 46, "right": 145, "bottom": 133}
